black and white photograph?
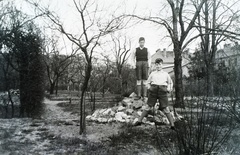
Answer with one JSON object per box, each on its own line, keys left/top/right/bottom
{"left": 0, "top": 0, "right": 240, "bottom": 154}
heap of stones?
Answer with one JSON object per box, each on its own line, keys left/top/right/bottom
{"left": 86, "top": 93, "right": 183, "bottom": 125}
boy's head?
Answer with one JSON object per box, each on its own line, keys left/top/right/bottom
{"left": 155, "top": 58, "right": 163, "bottom": 71}
{"left": 139, "top": 37, "right": 145, "bottom": 48}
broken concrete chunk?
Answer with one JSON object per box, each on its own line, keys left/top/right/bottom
{"left": 115, "top": 116, "right": 125, "bottom": 122}
{"left": 141, "top": 105, "right": 148, "bottom": 110}
{"left": 117, "top": 106, "right": 126, "bottom": 112}
{"left": 110, "top": 110, "right": 116, "bottom": 117}
{"left": 86, "top": 115, "right": 92, "bottom": 120}
{"left": 118, "top": 101, "right": 123, "bottom": 106}
{"left": 102, "top": 108, "right": 112, "bottom": 115}
{"left": 99, "top": 109, "right": 107, "bottom": 115}
{"left": 137, "top": 111, "right": 142, "bottom": 116}
{"left": 111, "top": 106, "right": 118, "bottom": 112}
{"left": 162, "top": 117, "right": 170, "bottom": 124}
{"left": 126, "top": 109, "right": 134, "bottom": 115}
{"left": 133, "top": 118, "right": 138, "bottom": 124}
{"left": 129, "top": 92, "right": 137, "bottom": 98}
{"left": 92, "top": 109, "right": 100, "bottom": 117}
{"left": 121, "top": 113, "right": 129, "bottom": 119}
{"left": 125, "top": 119, "right": 131, "bottom": 123}
{"left": 91, "top": 117, "right": 97, "bottom": 121}
{"left": 86, "top": 97, "right": 184, "bottom": 125}
{"left": 115, "top": 112, "right": 126, "bottom": 122}
{"left": 142, "top": 118, "right": 147, "bottom": 123}
{"left": 108, "top": 118, "right": 115, "bottom": 123}
{"left": 145, "top": 121, "right": 155, "bottom": 126}
{"left": 132, "top": 100, "right": 143, "bottom": 109}
{"left": 121, "top": 97, "right": 133, "bottom": 107}
{"left": 97, "top": 118, "right": 108, "bottom": 123}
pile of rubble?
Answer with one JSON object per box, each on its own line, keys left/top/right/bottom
{"left": 86, "top": 93, "right": 183, "bottom": 125}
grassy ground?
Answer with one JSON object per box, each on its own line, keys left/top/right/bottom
{"left": 55, "top": 94, "right": 240, "bottom": 155}
{"left": 53, "top": 92, "right": 240, "bottom": 155}
{"left": 0, "top": 91, "right": 240, "bottom": 154}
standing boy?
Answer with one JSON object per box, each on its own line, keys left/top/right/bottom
{"left": 134, "top": 58, "right": 175, "bottom": 130}
{"left": 131, "top": 37, "right": 151, "bottom": 100}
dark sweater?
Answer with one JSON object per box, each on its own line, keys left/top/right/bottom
{"left": 136, "top": 47, "right": 148, "bottom": 61}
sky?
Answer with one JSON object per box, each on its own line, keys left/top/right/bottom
{"left": 11, "top": 0, "right": 240, "bottom": 60}
{"left": 13, "top": 0, "right": 173, "bottom": 56}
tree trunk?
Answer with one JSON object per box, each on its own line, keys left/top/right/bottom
{"left": 119, "top": 76, "right": 123, "bottom": 95}
{"left": 206, "top": 64, "right": 214, "bottom": 96}
{"left": 55, "top": 77, "right": 59, "bottom": 95}
{"left": 8, "top": 90, "right": 14, "bottom": 118}
{"left": 102, "top": 78, "right": 105, "bottom": 98}
{"left": 202, "top": 0, "right": 215, "bottom": 97}
{"left": 209, "top": 0, "right": 216, "bottom": 96}
{"left": 49, "top": 82, "right": 55, "bottom": 94}
{"left": 118, "top": 68, "right": 123, "bottom": 95}
{"left": 19, "top": 69, "right": 27, "bottom": 117}
{"left": 79, "top": 62, "right": 92, "bottom": 135}
{"left": 174, "top": 46, "right": 185, "bottom": 108}
{"left": 93, "top": 90, "right": 96, "bottom": 112}
{"left": 171, "top": 3, "right": 185, "bottom": 108}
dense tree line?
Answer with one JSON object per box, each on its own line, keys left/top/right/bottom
{"left": 186, "top": 43, "right": 240, "bottom": 97}
{"left": 0, "top": 7, "right": 46, "bottom": 118}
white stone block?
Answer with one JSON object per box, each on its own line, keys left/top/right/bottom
{"left": 129, "top": 92, "right": 137, "bottom": 98}
{"left": 117, "top": 106, "right": 126, "bottom": 112}
{"left": 102, "top": 108, "right": 112, "bottom": 115}
{"left": 86, "top": 115, "right": 92, "bottom": 120}
{"left": 137, "top": 111, "right": 142, "bottom": 116}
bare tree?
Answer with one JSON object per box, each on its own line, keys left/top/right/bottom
{"left": 127, "top": 0, "right": 206, "bottom": 108}
{"left": 65, "top": 54, "right": 85, "bottom": 104}
{"left": 44, "top": 37, "right": 77, "bottom": 95}
{"left": 97, "top": 55, "right": 113, "bottom": 97}
{"left": 195, "top": 0, "right": 240, "bottom": 96}
{"left": 28, "top": 0, "right": 126, "bottom": 134}
{"left": 111, "top": 34, "right": 131, "bottom": 94}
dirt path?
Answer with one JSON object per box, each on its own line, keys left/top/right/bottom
{"left": 41, "top": 98, "right": 81, "bottom": 139}
{"left": 0, "top": 98, "right": 123, "bottom": 155}
{"left": 0, "top": 98, "right": 83, "bottom": 154}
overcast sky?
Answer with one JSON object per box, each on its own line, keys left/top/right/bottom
{"left": 13, "top": 0, "right": 174, "bottom": 56}
{"left": 12, "top": 0, "right": 239, "bottom": 59}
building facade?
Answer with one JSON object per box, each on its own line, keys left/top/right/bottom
{"left": 216, "top": 43, "right": 240, "bottom": 69}
{"left": 151, "top": 48, "right": 191, "bottom": 77}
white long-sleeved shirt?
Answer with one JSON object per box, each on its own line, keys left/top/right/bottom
{"left": 147, "top": 70, "right": 173, "bottom": 91}
{"left": 131, "top": 47, "right": 151, "bottom": 67}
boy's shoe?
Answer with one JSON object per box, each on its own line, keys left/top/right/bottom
{"left": 133, "top": 121, "right": 142, "bottom": 126}
{"left": 170, "top": 126, "right": 176, "bottom": 130}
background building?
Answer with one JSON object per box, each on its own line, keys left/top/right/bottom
{"left": 151, "top": 48, "right": 191, "bottom": 77}
{"left": 216, "top": 43, "right": 240, "bottom": 69}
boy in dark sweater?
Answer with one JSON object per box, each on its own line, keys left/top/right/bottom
{"left": 131, "top": 37, "right": 151, "bottom": 100}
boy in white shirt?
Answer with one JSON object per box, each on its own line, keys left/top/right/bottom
{"left": 134, "top": 58, "right": 175, "bottom": 130}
